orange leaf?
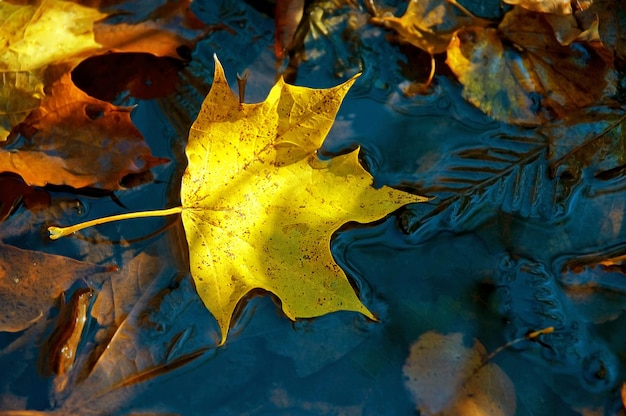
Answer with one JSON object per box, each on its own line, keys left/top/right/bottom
{"left": 1, "top": 72, "right": 168, "bottom": 189}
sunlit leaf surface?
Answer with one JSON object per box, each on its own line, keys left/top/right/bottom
{"left": 181, "top": 56, "right": 426, "bottom": 343}
{"left": 0, "top": 0, "right": 105, "bottom": 138}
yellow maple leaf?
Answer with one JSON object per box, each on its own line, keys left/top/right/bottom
{"left": 0, "top": 0, "right": 106, "bottom": 138}
{"left": 49, "top": 56, "right": 427, "bottom": 344}
{"left": 182, "top": 56, "right": 426, "bottom": 343}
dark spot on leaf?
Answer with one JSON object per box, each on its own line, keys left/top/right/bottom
{"left": 84, "top": 103, "right": 105, "bottom": 120}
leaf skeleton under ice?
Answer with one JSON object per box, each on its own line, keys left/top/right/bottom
{"left": 399, "top": 130, "right": 574, "bottom": 243}
{"left": 399, "top": 104, "right": 626, "bottom": 245}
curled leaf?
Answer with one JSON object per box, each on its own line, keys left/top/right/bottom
{"left": 274, "top": 0, "right": 305, "bottom": 59}
{"left": 446, "top": 8, "right": 616, "bottom": 125}
{"left": 544, "top": 14, "right": 601, "bottom": 45}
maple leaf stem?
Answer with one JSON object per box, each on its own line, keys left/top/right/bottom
{"left": 48, "top": 206, "right": 184, "bottom": 240}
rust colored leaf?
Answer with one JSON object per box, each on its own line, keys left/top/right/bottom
{"left": 94, "top": 0, "right": 211, "bottom": 59}
{"left": 0, "top": 73, "right": 168, "bottom": 190}
{"left": 0, "top": 244, "right": 112, "bottom": 333}
{"left": 71, "top": 53, "right": 185, "bottom": 102}
{"left": 0, "top": 173, "right": 50, "bottom": 221}
{"left": 274, "top": 0, "right": 305, "bottom": 59}
{"left": 39, "top": 288, "right": 93, "bottom": 383}
{"left": 446, "top": 8, "right": 616, "bottom": 125}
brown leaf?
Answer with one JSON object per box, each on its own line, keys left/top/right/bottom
{"left": 544, "top": 13, "right": 594, "bottom": 45}
{"left": 446, "top": 7, "right": 616, "bottom": 125}
{"left": 373, "top": 0, "right": 479, "bottom": 55}
{"left": 71, "top": 52, "right": 185, "bottom": 102}
{"left": 543, "top": 13, "right": 613, "bottom": 65}
{"left": 52, "top": 228, "right": 216, "bottom": 414}
{"left": 541, "top": 104, "right": 626, "bottom": 181}
{"left": 1, "top": 72, "right": 168, "bottom": 190}
{"left": 274, "top": 0, "right": 305, "bottom": 59}
{"left": 0, "top": 243, "right": 112, "bottom": 333}
{"left": 0, "top": 173, "right": 50, "bottom": 222}
{"left": 39, "top": 288, "right": 94, "bottom": 383}
{"left": 94, "top": 0, "right": 211, "bottom": 59}
{"left": 576, "top": 0, "right": 626, "bottom": 63}
{"left": 403, "top": 331, "right": 516, "bottom": 415}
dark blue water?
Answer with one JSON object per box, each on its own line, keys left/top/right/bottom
{"left": 2, "top": 1, "right": 626, "bottom": 415}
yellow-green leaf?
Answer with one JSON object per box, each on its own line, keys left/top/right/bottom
{"left": 181, "top": 56, "right": 427, "bottom": 344}
{"left": 0, "top": 0, "right": 105, "bottom": 71}
{"left": 0, "top": 0, "right": 105, "bottom": 138}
